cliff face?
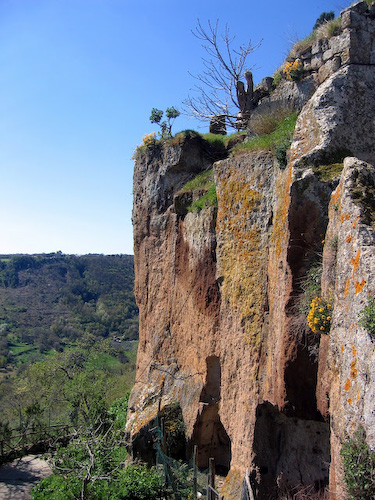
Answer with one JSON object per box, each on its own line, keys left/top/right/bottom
{"left": 128, "top": 2, "right": 375, "bottom": 498}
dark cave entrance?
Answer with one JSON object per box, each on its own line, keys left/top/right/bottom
{"left": 190, "top": 403, "right": 231, "bottom": 473}
{"left": 252, "top": 402, "right": 330, "bottom": 500}
{"left": 189, "top": 356, "right": 231, "bottom": 474}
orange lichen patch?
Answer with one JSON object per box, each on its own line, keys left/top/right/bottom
{"left": 344, "top": 378, "right": 351, "bottom": 391}
{"left": 346, "top": 235, "right": 352, "bottom": 243}
{"left": 352, "top": 215, "right": 360, "bottom": 228}
{"left": 347, "top": 398, "right": 353, "bottom": 405}
{"left": 271, "top": 164, "right": 293, "bottom": 260}
{"left": 350, "top": 250, "right": 361, "bottom": 275}
{"left": 330, "top": 183, "right": 342, "bottom": 207}
{"left": 341, "top": 213, "right": 351, "bottom": 223}
{"left": 341, "top": 345, "right": 345, "bottom": 353}
{"left": 357, "top": 391, "right": 361, "bottom": 401}
{"left": 344, "top": 278, "right": 350, "bottom": 298}
{"left": 346, "top": 304, "right": 349, "bottom": 313}
{"left": 355, "top": 278, "right": 366, "bottom": 295}
{"left": 351, "top": 345, "right": 357, "bottom": 357}
{"left": 350, "top": 366, "right": 358, "bottom": 379}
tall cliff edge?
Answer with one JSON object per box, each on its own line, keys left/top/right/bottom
{"left": 128, "top": 2, "right": 375, "bottom": 498}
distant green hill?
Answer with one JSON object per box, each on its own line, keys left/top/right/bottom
{"left": 0, "top": 253, "right": 138, "bottom": 370}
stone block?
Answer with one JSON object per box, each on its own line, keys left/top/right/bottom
{"left": 369, "top": 3, "right": 375, "bottom": 17}
{"left": 332, "top": 55, "right": 342, "bottom": 72}
{"left": 341, "top": 0, "right": 368, "bottom": 15}
{"left": 341, "top": 9, "right": 365, "bottom": 29}
{"left": 350, "top": 30, "right": 371, "bottom": 63}
{"left": 329, "top": 30, "right": 351, "bottom": 54}
{"left": 370, "top": 40, "right": 375, "bottom": 64}
{"left": 311, "top": 40, "right": 322, "bottom": 55}
{"left": 311, "top": 53, "right": 323, "bottom": 70}
{"left": 323, "top": 49, "right": 333, "bottom": 62}
{"left": 303, "top": 60, "right": 312, "bottom": 72}
{"left": 300, "top": 49, "right": 312, "bottom": 60}
{"left": 318, "top": 61, "right": 334, "bottom": 84}
{"left": 341, "top": 48, "right": 351, "bottom": 65}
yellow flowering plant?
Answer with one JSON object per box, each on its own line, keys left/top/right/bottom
{"left": 142, "top": 132, "right": 156, "bottom": 148}
{"left": 283, "top": 59, "right": 304, "bottom": 81}
{"left": 307, "top": 296, "right": 332, "bottom": 334}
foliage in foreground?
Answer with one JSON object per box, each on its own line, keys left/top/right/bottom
{"left": 31, "top": 387, "right": 167, "bottom": 500}
{"left": 341, "top": 426, "right": 375, "bottom": 499}
{"left": 32, "top": 462, "right": 165, "bottom": 500}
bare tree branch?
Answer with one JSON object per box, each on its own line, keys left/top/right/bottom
{"left": 183, "top": 19, "right": 261, "bottom": 130}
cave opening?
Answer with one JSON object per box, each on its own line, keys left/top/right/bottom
{"left": 190, "top": 403, "right": 231, "bottom": 474}
{"left": 252, "top": 402, "right": 330, "bottom": 500}
{"left": 284, "top": 342, "right": 322, "bottom": 421}
{"left": 189, "top": 356, "right": 231, "bottom": 474}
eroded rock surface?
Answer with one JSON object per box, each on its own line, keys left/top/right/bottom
{"left": 128, "top": 3, "right": 375, "bottom": 498}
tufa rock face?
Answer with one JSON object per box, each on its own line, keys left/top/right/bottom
{"left": 128, "top": 3, "right": 375, "bottom": 498}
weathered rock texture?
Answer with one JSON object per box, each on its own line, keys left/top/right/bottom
{"left": 128, "top": 2, "right": 375, "bottom": 499}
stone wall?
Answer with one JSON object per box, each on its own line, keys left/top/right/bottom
{"left": 297, "top": 1, "right": 375, "bottom": 84}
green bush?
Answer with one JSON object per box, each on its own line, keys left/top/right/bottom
{"left": 32, "top": 465, "right": 165, "bottom": 500}
{"left": 359, "top": 296, "right": 375, "bottom": 339}
{"left": 313, "top": 11, "right": 334, "bottom": 31}
{"left": 341, "top": 427, "right": 375, "bottom": 499}
{"left": 275, "top": 139, "right": 291, "bottom": 170}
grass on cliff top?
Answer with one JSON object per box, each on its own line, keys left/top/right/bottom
{"left": 288, "top": 16, "right": 342, "bottom": 58}
{"left": 231, "top": 111, "right": 298, "bottom": 157}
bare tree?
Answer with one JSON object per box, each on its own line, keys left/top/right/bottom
{"left": 183, "top": 20, "right": 261, "bottom": 130}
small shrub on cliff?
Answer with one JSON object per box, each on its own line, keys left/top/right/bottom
{"left": 313, "top": 11, "right": 334, "bottom": 31}
{"left": 283, "top": 59, "right": 304, "bottom": 81}
{"left": 133, "top": 132, "right": 159, "bottom": 159}
{"left": 307, "top": 296, "right": 332, "bottom": 334}
{"left": 341, "top": 426, "right": 375, "bottom": 500}
{"left": 359, "top": 295, "right": 375, "bottom": 339}
{"left": 150, "top": 106, "right": 180, "bottom": 139}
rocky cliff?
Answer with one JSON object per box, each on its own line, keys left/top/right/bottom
{"left": 127, "top": 2, "right": 375, "bottom": 498}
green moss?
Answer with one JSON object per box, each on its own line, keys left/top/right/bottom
{"left": 312, "top": 163, "right": 344, "bottom": 182}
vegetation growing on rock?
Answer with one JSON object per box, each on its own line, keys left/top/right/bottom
{"left": 341, "top": 427, "right": 375, "bottom": 500}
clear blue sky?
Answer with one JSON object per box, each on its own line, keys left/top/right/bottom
{"left": 0, "top": 0, "right": 351, "bottom": 256}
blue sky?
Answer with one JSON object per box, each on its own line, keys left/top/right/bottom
{"left": 0, "top": 0, "right": 351, "bottom": 256}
